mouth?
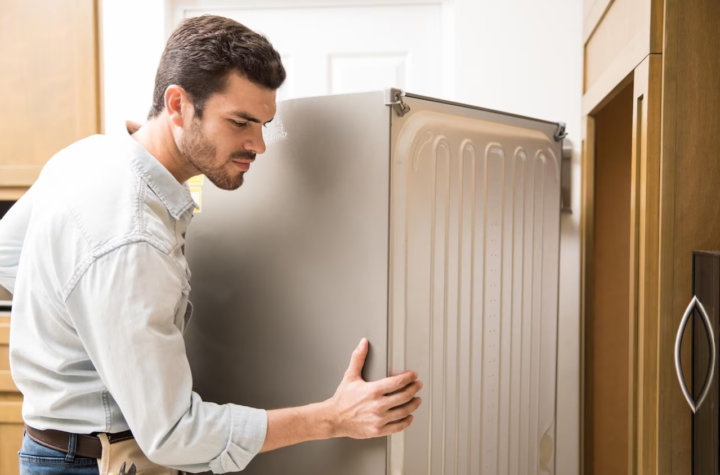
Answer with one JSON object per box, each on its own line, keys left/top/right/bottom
{"left": 231, "top": 159, "right": 253, "bottom": 172}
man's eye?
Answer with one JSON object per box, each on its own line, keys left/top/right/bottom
{"left": 233, "top": 121, "right": 248, "bottom": 128}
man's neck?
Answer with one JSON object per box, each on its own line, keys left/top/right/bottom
{"left": 131, "top": 118, "right": 197, "bottom": 184}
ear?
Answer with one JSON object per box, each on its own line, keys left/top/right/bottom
{"left": 164, "top": 85, "right": 191, "bottom": 128}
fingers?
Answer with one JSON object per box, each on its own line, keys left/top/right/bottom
{"left": 343, "top": 338, "right": 368, "bottom": 381}
{"left": 374, "top": 371, "right": 418, "bottom": 395}
{"left": 380, "top": 415, "right": 415, "bottom": 436}
{"left": 386, "top": 397, "right": 422, "bottom": 423}
{"left": 381, "top": 380, "right": 423, "bottom": 409}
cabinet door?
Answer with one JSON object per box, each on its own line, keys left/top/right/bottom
{"left": 656, "top": 0, "right": 720, "bottom": 473}
{"left": 691, "top": 252, "right": 720, "bottom": 475}
{"left": 0, "top": 0, "right": 100, "bottom": 187}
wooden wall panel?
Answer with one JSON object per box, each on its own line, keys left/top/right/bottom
{"left": 0, "top": 0, "right": 100, "bottom": 187}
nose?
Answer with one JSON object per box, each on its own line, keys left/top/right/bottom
{"left": 247, "top": 126, "right": 266, "bottom": 155}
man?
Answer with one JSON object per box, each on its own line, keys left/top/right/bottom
{"left": 0, "top": 15, "right": 422, "bottom": 475}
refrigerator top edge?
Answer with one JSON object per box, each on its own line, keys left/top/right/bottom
{"left": 276, "top": 89, "right": 566, "bottom": 142}
{"left": 404, "top": 91, "right": 563, "bottom": 130}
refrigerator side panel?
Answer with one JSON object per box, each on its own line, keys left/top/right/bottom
{"left": 388, "top": 97, "right": 562, "bottom": 475}
{"left": 184, "top": 91, "right": 391, "bottom": 475}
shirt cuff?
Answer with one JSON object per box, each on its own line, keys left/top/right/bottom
{"left": 209, "top": 405, "right": 268, "bottom": 474}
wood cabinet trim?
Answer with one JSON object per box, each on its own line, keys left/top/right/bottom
{"left": 0, "top": 169, "right": 42, "bottom": 188}
{"left": 657, "top": 0, "right": 679, "bottom": 465}
{"left": 583, "top": 0, "right": 663, "bottom": 113}
{"left": 628, "top": 54, "right": 663, "bottom": 475}
{"left": 0, "top": 188, "right": 29, "bottom": 201}
{"left": 580, "top": 114, "right": 595, "bottom": 475}
{"left": 582, "top": 43, "right": 649, "bottom": 117}
{"left": 583, "top": 0, "right": 614, "bottom": 44}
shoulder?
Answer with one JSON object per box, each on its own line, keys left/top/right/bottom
{"left": 21, "top": 135, "right": 186, "bottom": 298}
{"left": 33, "top": 135, "right": 139, "bottom": 244}
{"left": 30, "top": 135, "right": 180, "bottom": 259}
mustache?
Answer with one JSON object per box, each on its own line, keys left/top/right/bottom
{"left": 229, "top": 151, "right": 256, "bottom": 160}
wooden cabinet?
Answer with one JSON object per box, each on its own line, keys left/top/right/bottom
{"left": 0, "top": 0, "right": 101, "bottom": 189}
{"left": 582, "top": 0, "right": 720, "bottom": 474}
{"left": 0, "top": 1, "right": 100, "bottom": 472}
{"left": 0, "top": 310, "right": 22, "bottom": 475}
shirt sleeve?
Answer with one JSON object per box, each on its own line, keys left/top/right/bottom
{"left": 0, "top": 187, "right": 34, "bottom": 294}
{"left": 64, "top": 241, "right": 267, "bottom": 473}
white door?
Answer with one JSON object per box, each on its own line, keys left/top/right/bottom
{"left": 171, "top": 1, "right": 450, "bottom": 100}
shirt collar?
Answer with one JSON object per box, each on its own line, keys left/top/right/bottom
{"left": 124, "top": 128, "right": 195, "bottom": 220}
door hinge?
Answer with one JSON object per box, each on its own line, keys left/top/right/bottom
{"left": 554, "top": 122, "right": 567, "bottom": 141}
{"left": 385, "top": 88, "right": 411, "bottom": 117}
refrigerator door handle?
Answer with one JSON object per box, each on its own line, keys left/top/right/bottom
{"left": 675, "top": 295, "right": 716, "bottom": 413}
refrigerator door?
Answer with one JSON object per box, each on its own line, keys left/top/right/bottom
{"left": 388, "top": 95, "right": 562, "bottom": 475}
{"left": 184, "top": 91, "right": 391, "bottom": 474}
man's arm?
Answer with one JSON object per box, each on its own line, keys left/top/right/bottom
{"left": 0, "top": 187, "right": 34, "bottom": 294}
{"left": 66, "top": 241, "right": 267, "bottom": 474}
{"left": 66, "top": 242, "right": 421, "bottom": 472}
{"left": 261, "top": 338, "right": 422, "bottom": 453}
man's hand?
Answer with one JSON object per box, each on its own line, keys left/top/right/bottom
{"left": 325, "top": 338, "right": 423, "bottom": 439}
{"left": 260, "top": 338, "right": 422, "bottom": 453}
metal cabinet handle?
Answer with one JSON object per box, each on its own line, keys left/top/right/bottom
{"left": 674, "top": 295, "right": 716, "bottom": 413}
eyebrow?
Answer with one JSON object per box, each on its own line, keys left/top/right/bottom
{"left": 232, "top": 111, "right": 274, "bottom": 125}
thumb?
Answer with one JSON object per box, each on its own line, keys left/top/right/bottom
{"left": 344, "top": 338, "right": 368, "bottom": 381}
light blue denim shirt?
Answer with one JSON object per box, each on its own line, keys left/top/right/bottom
{"left": 0, "top": 133, "right": 267, "bottom": 473}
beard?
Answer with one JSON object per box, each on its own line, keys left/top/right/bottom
{"left": 179, "top": 118, "right": 254, "bottom": 191}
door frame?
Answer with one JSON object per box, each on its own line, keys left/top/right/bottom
{"left": 580, "top": 53, "right": 662, "bottom": 475}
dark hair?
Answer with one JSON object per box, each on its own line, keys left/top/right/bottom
{"left": 148, "top": 15, "right": 286, "bottom": 119}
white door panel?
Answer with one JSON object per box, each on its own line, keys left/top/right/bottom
{"left": 178, "top": 4, "right": 443, "bottom": 99}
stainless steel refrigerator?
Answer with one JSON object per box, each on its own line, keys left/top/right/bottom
{"left": 184, "top": 89, "right": 565, "bottom": 475}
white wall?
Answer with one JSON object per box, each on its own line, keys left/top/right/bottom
{"left": 101, "top": 1, "right": 583, "bottom": 472}
{"left": 451, "top": 2, "right": 583, "bottom": 473}
{"left": 100, "top": 0, "right": 170, "bottom": 136}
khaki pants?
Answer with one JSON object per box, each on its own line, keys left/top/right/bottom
{"left": 96, "top": 434, "right": 179, "bottom": 475}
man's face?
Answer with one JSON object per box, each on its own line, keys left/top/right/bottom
{"left": 179, "top": 72, "right": 277, "bottom": 190}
